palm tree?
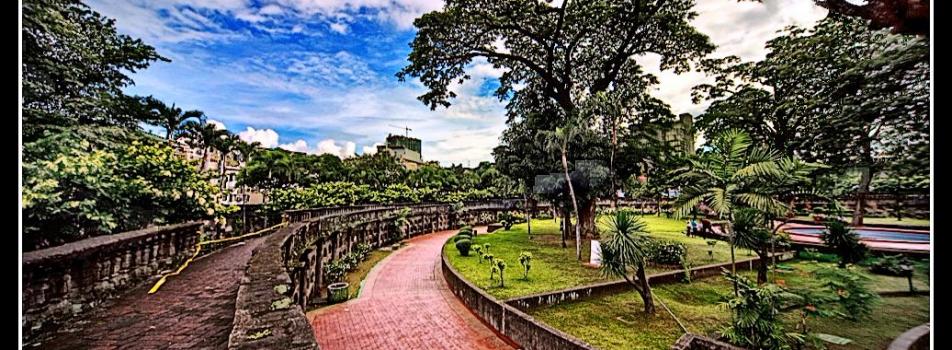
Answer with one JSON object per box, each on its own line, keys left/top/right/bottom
{"left": 211, "top": 134, "right": 240, "bottom": 192}
{"left": 672, "top": 129, "right": 786, "bottom": 295}
{"left": 731, "top": 208, "right": 776, "bottom": 284}
{"left": 541, "top": 120, "right": 583, "bottom": 261}
{"left": 179, "top": 120, "right": 227, "bottom": 172}
{"left": 599, "top": 209, "right": 655, "bottom": 314}
{"left": 145, "top": 97, "right": 205, "bottom": 142}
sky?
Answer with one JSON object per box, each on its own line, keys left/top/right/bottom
{"left": 87, "top": 0, "right": 827, "bottom": 166}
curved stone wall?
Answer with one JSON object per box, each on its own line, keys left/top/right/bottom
{"left": 888, "top": 323, "right": 930, "bottom": 350}
{"left": 228, "top": 200, "right": 522, "bottom": 349}
{"left": 441, "top": 242, "right": 595, "bottom": 350}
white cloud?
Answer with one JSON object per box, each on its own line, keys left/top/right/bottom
{"left": 237, "top": 127, "right": 280, "bottom": 147}
{"left": 641, "top": 0, "right": 828, "bottom": 116}
{"left": 362, "top": 143, "right": 382, "bottom": 155}
{"left": 279, "top": 139, "right": 310, "bottom": 153}
{"left": 207, "top": 119, "right": 227, "bottom": 130}
{"left": 329, "top": 22, "right": 349, "bottom": 34}
{"left": 277, "top": 138, "right": 360, "bottom": 158}
{"left": 316, "top": 139, "right": 357, "bottom": 158}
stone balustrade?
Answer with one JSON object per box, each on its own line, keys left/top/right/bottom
{"left": 228, "top": 201, "right": 519, "bottom": 349}
{"left": 22, "top": 221, "right": 203, "bottom": 339}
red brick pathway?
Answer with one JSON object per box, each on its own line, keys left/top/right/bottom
{"left": 31, "top": 236, "right": 268, "bottom": 350}
{"left": 308, "top": 229, "right": 515, "bottom": 350}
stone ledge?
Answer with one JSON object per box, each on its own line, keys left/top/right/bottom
{"left": 888, "top": 323, "right": 930, "bottom": 350}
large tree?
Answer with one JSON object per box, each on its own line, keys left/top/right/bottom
{"left": 693, "top": 16, "right": 928, "bottom": 225}
{"left": 23, "top": 0, "right": 167, "bottom": 141}
{"left": 402, "top": 0, "right": 714, "bottom": 236}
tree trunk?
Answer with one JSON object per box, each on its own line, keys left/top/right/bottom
{"left": 852, "top": 166, "right": 873, "bottom": 226}
{"left": 200, "top": 147, "right": 209, "bottom": 172}
{"left": 561, "top": 151, "right": 582, "bottom": 260}
{"left": 756, "top": 251, "right": 769, "bottom": 284}
{"left": 610, "top": 120, "right": 618, "bottom": 210}
{"left": 726, "top": 216, "right": 738, "bottom": 296}
{"left": 560, "top": 205, "right": 569, "bottom": 248}
{"left": 526, "top": 195, "right": 533, "bottom": 238}
{"left": 635, "top": 266, "right": 655, "bottom": 314}
{"left": 578, "top": 199, "right": 598, "bottom": 238}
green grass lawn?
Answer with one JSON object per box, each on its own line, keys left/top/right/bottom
{"left": 529, "top": 259, "right": 930, "bottom": 350}
{"left": 444, "top": 220, "right": 607, "bottom": 300}
{"left": 625, "top": 216, "right": 758, "bottom": 273}
{"left": 444, "top": 216, "right": 750, "bottom": 299}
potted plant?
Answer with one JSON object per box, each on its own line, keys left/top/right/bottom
{"left": 328, "top": 282, "right": 349, "bottom": 303}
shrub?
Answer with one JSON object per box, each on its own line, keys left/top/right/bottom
{"left": 798, "top": 248, "right": 839, "bottom": 263}
{"left": 820, "top": 220, "right": 868, "bottom": 267}
{"left": 324, "top": 260, "right": 349, "bottom": 283}
{"left": 501, "top": 220, "right": 513, "bottom": 230}
{"left": 22, "top": 139, "right": 227, "bottom": 250}
{"left": 458, "top": 226, "right": 474, "bottom": 237}
{"left": 814, "top": 267, "right": 879, "bottom": 320}
{"left": 455, "top": 238, "right": 472, "bottom": 256}
{"left": 453, "top": 234, "right": 471, "bottom": 242}
{"left": 720, "top": 270, "right": 797, "bottom": 349}
{"left": 354, "top": 243, "right": 371, "bottom": 261}
{"left": 646, "top": 240, "right": 687, "bottom": 265}
{"left": 869, "top": 255, "right": 914, "bottom": 276}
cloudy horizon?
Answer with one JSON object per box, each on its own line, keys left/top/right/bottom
{"left": 90, "top": 0, "right": 827, "bottom": 166}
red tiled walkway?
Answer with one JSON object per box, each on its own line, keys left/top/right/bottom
{"left": 308, "top": 229, "right": 515, "bottom": 350}
{"left": 31, "top": 236, "right": 268, "bottom": 350}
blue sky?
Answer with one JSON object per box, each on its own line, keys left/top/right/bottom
{"left": 87, "top": 0, "right": 826, "bottom": 165}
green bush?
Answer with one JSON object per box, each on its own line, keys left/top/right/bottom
{"left": 455, "top": 238, "right": 472, "bottom": 256}
{"left": 798, "top": 248, "right": 839, "bottom": 263}
{"left": 458, "top": 225, "right": 474, "bottom": 237}
{"left": 720, "top": 271, "right": 797, "bottom": 349}
{"left": 645, "top": 240, "right": 687, "bottom": 265}
{"left": 453, "top": 234, "right": 471, "bottom": 242}
{"left": 869, "top": 255, "right": 914, "bottom": 276}
{"left": 501, "top": 220, "right": 513, "bottom": 230}
{"left": 821, "top": 220, "right": 868, "bottom": 267}
{"left": 814, "top": 267, "right": 879, "bottom": 320}
{"left": 324, "top": 260, "right": 349, "bottom": 283}
{"left": 22, "top": 139, "right": 228, "bottom": 250}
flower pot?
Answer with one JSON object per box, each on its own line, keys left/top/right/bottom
{"left": 328, "top": 282, "right": 350, "bottom": 303}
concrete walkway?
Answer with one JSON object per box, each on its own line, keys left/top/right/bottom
{"left": 31, "top": 236, "right": 268, "bottom": 350}
{"left": 308, "top": 229, "right": 515, "bottom": 350}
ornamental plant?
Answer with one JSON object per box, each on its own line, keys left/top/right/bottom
{"left": 473, "top": 246, "right": 483, "bottom": 262}
{"left": 720, "top": 270, "right": 799, "bottom": 349}
{"left": 482, "top": 253, "right": 495, "bottom": 267}
{"left": 455, "top": 238, "right": 472, "bottom": 256}
{"left": 496, "top": 259, "right": 507, "bottom": 287}
{"left": 518, "top": 252, "right": 533, "bottom": 280}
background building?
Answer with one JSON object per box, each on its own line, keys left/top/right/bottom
{"left": 376, "top": 134, "right": 425, "bottom": 170}
{"left": 660, "top": 113, "right": 696, "bottom": 155}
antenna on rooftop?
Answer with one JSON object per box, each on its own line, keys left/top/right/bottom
{"left": 388, "top": 124, "right": 413, "bottom": 137}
